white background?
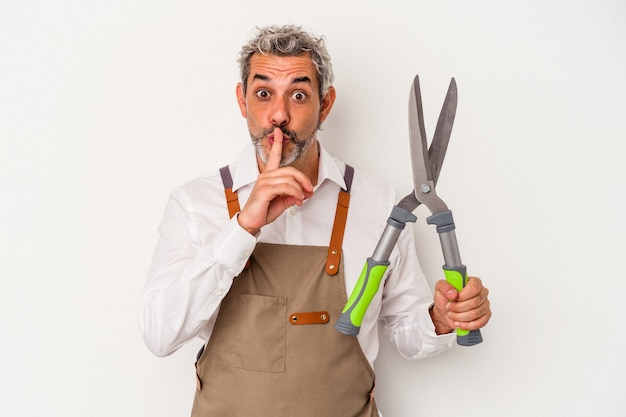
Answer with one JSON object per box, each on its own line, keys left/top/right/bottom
{"left": 1, "top": 1, "right": 625, "bottom": 416}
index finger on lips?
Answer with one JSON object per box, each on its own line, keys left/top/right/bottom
{"left": 265, "top": 127, "right": 283, "bottom": 171}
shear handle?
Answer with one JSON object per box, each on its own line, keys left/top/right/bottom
{"left": 427, "top": 211, "right": 483, "bottom": 346}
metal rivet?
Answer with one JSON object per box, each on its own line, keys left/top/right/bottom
{"left": 290, "top": 315, "right": 298, "bottom": 322}
{"left": 421, "top": 184, "right": 431, "bottom": 193}
{"left": 321, "top": 314, "right": 327, "bottom": 321}
{"left": 328, "top": 265, "right": 335, "bottom": 270}
{"left": 331, "top": 249, "right": 338, "bottom": 255}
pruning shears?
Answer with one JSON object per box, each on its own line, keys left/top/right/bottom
{"left": 335, "top": 74, "right": 483, "bottom": 346}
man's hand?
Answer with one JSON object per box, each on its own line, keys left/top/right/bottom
{"left": 237, "top": 127, "right": 314, "bottom": 235}
{"left": 430, "top": 277, "right": 491, "bottom": 336}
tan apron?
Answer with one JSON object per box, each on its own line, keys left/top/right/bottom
{"left": 191, "top": 166, "right": 378, "bottom": 417}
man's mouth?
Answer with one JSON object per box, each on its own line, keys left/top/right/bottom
{"left": 268, "top": 133, "right": 291, "bottom": 145}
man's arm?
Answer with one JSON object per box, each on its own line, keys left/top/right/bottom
{"left": 138, "top": 191, "right": 255, "bottom": 357}
{"left": 138, "top": 129, "right": 315, "bottom": 357}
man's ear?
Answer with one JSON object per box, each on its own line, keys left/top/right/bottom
{"left": 236, "top": 82, "right": 247, "bottom": 118}
{"left": 319, "top": 86, "right": 336, "bottom": 123}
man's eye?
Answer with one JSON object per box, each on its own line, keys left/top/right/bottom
{"left": 291, "top": 91, "right": 307, "bottom": 101}
{"left": 256, "top": 90, "right": 270, "bottom": 99}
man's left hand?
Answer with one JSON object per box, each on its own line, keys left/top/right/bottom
{"left": 430, "top": 277, "right": 491, "bottom": 336}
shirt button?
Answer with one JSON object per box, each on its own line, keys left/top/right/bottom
{"left": 289, "top": 207, "right": 297, "bottom": 215}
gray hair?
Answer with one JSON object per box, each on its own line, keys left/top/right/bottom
{"left": 237, "top": 25, "right": 335, "bottom": 100}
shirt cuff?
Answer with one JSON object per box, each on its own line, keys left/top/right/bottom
{"left": 420, "top": 308, "right": 457, "bottom": 344}
{"left": 407, "top": 304, "right": 457, "bottom": 359}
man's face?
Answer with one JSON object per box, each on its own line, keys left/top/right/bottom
{"left": 236, "top": 53, "right": 335, "bottom": 170}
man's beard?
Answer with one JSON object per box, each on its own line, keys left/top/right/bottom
{"left": 251, "top": 126, "right": 316, "bottom": 167}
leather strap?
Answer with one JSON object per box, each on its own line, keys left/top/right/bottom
{"left": 219, "top": 166, "right": 241, "bottom": 218}
{"left": 288, "top": 311, "right": 330, "bottom": 325}
{"left": 325, "top": 164, "right": 353, "bottom": 275}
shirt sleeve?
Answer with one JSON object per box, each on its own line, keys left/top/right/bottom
{"left": 378, "top": 226, "right": 456, "bottom": 359}
{"left": 137, "top": 187, "right": 256, "bottom": 357}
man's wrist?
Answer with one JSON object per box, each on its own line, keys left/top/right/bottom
{"left": 429, "top": 304, "right": 454, "bottom": 335}
{"left": 236, "top": 212, "right": 260, "bottom": 236}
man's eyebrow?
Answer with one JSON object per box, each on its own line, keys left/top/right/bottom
{"left": 293, "top": 76, "right": 312, "bottom": 84}
{"left": 251, "top": 74, "right": 312, "bottom": 85}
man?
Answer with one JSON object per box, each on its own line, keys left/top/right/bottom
{"left": 138, "top": 24, "right": 491, "bottom": 417}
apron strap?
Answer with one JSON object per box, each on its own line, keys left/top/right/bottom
{"left": 219, "top": 166, "right": 241, "bottom": 218}
{"left": 218, "top": 164, "right": 354, "bottom": 275}
{"left": 325, "top": 164, "right": 353, "bottom": 275}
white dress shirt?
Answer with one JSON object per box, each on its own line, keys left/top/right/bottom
{"left": 138, "top": 142, "right": 455, "bottom": 365}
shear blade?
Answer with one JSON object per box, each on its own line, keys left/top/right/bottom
{"left": 429, "top": 77, "right": 457, "bottom": 185}
{"left": 408, "top": 75, "right": 432, "bottom": 186}
{"left": 406, "top": 75, "right": 457, "bottom": 214}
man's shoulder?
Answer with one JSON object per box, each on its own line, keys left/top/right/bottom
{"left": 337, "top": 163, "right": 398, "bottom": 219}
{"left": 324, "top": 151, "right": 394, "bottom": 197}
{"left": 349, "top": 165, "right": 396, "bottom": 197}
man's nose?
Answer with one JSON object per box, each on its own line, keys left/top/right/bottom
{"left": 271, "top": 97, "right": 289, "bottom": 126}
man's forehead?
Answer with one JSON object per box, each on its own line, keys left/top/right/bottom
{"left": 248, "top": 53, "right": 317, "bottom": 83}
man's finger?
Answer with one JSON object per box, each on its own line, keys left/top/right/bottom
{"left": 456, "top": 276, "right": 482, "bottom": 302}
{"left": 265, "top": 127, "right": 283, "bottom": 171}
{"left": 435, "top": 279, "right": 458, "bottom": 301}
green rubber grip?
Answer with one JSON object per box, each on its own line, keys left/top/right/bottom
{"left": 444, "top": 266, "right": 483, "bottom": 346}
{"left": 335, "top": 258, "right": 389, "bottom": 335}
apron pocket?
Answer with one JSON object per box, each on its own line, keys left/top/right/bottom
{"left": 234, "top": 293, "right": 287, "bottom": 373}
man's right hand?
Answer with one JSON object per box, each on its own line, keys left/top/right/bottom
{"left": 237, "top": 127, "right": 314, "bottom": 235}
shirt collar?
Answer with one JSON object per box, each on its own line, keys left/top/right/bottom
{"left": 231, "top": 142, "right": 347, "bottom": 192}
